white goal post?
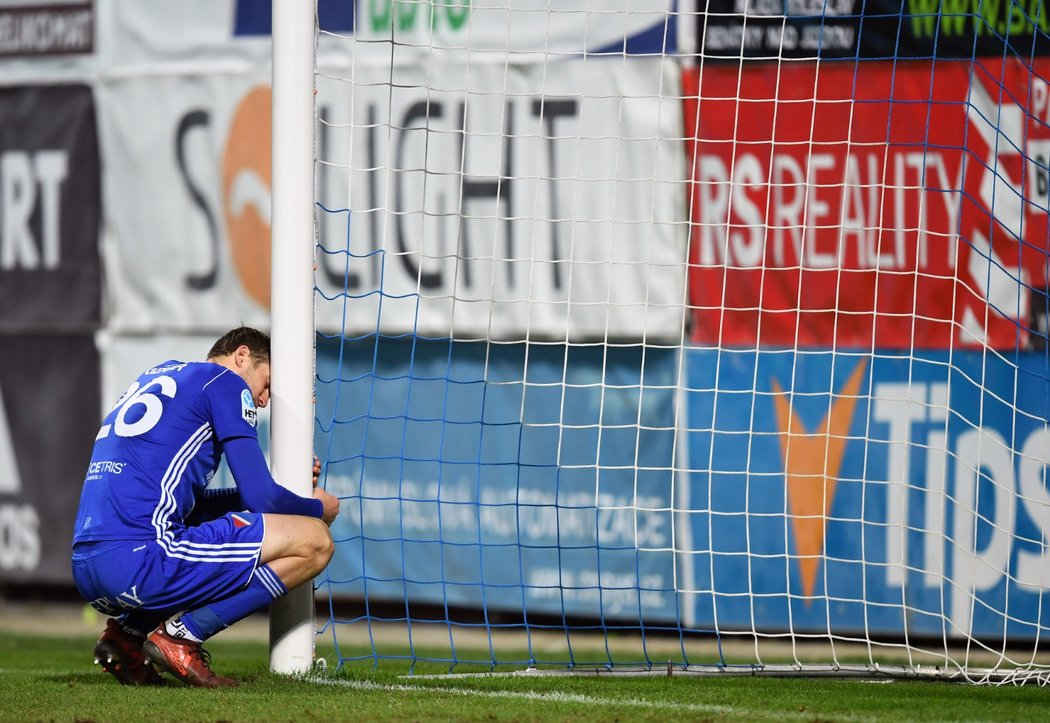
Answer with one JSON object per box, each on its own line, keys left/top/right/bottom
{"left": 268, "top": 0, "right": 317, "bottom": 675}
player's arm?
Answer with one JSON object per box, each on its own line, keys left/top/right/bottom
{"left": 202, "top": 369, "right": 338, "bottom": 524}
{"left": 223, "top": 436, "right": 338, "bottom": 523}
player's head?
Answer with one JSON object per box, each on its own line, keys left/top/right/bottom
{"left": 207, "top": 326, "right": 270, "bottom": 366}
{"left": 207, "top": 327, "right": 271, "bottom": 407}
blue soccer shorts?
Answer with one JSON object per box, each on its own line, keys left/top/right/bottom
{"left": 72, "top": 511, "right": 266, "bottom": 617}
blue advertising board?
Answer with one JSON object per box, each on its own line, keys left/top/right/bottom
{"left": 316, "top": 336, "right": 682, "bottom": 622}
{"left": 685, "top": 347, "right": 1050, "bottom": 640}
{"left": 315, "top": 337, "right": 1050, "bottom": 641}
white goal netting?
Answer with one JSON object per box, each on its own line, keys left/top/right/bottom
{"left": 308, "top": 1, "right": 1050, "bottom": 683}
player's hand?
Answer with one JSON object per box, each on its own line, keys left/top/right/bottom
{"left": 313, "top": 487, "right": 340, "bottom": 526}
{"left": 311, "top": 455, "right": 321, "bottom": 488}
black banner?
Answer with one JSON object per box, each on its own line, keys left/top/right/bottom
{"left": 0, "top": 84, "right": 101, "bottom": 334}
{"left": 696, "top": 0, "right": 1050, "bottom": 61}
{"left": 0, "top": 2, "right": 94, "bottom": 57}
{"left": 0, "top": 334, "right": 99, "bottom": 584}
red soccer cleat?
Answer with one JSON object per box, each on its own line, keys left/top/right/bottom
{"left": 93, "top": 618, "right": 165, "bottom": 686}
{"left": 143, "top": 626, "right": 239, "bottom": 688}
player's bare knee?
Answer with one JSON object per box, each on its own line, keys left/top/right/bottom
{"left": 304, "top": 518, "right": 334, "bottom": 565}
{"left": 317, "top": 525, "right": 335, "bottom": 565}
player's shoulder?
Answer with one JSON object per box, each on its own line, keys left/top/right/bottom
{"left": 196, "top": 362, "right": 248, "bottom": 392}
{"left": 140, "top": 360, "right": 244, "bottom": 392}
{"left": 196, "top": 362, "right": 258, "bottom": 430}
{"left": 139, "top": 359, "right": 191, "bottom": 379}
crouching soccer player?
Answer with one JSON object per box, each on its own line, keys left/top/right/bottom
{"left": 71, "top": 327, "right": 340, "bottom": 687}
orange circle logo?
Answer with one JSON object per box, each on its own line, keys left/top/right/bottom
{"left": 223, "top": 85, "right": 272, "bottom": 309}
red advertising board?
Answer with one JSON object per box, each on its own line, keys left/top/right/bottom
{"left": 685, "top": 58, "right": 1050, "bottom": 349}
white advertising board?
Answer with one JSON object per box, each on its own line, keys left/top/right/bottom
{"left": 101, "top": 0, "right": 675, "bottom": 71}
{"left": 96, "top": 73, "right": 273, "bottom": 333}
{"left": 316, "top": 56, "right": 688, "bottom": 341}
{"left": 99, "top": 58, "right": 688, "bottom": 341}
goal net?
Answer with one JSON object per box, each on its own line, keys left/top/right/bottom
{"left": 308, "top": 1, "right": 1050, "bottom": 683}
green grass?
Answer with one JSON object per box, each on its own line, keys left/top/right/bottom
{"left": 2, "top": 631, "right": 1050, "bottom": 721}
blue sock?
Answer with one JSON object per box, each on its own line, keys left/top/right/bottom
{"left": 179, "top": 565, "right": 288, "bottom": 642}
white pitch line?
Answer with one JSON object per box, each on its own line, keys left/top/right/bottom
{"left": 0, "top": 669, "right": 82, "bottom": 675}
{"left": 305, "top": 675, "right": 736, "bottom": 715}
{"left": 303, "top": 676, "right": 884, "bottom": 722}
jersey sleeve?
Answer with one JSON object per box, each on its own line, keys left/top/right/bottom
{"left": 222, "top": 437, "right": 324, "bottom": 518}
{"left": 202, "top": 368, "right": 260, "bottom": 443}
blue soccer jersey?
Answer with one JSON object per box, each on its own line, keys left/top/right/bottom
{"left": 73, "top": 361, "right": 263, "bottom": 545}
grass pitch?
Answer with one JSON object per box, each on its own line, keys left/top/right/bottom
{"left": 2, "top": 628, "right": 1050, "bottom": 721}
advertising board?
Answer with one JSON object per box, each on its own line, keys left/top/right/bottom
{"left": 685, "top": 57, "right": 1050, "bottom": 349}
{"left": 0, "top": 84, "right": 100, "bottom": 334}
{"left": 317, "top": 337, "right": 682, "bottom": 620}
{"left": 695, "top": 1, "right": 1050, "bottom": 60}
{"left": 0, "top": 335, "right": 99, "bottom": 584}
{"left": 683, "top": 346, "right": 1050, "bottom": 638}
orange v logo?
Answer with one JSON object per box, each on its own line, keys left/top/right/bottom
{"left": 772, "top": 360, "right": 867, "bottom": 602}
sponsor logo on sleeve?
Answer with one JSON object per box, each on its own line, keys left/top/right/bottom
{"left": 240, "top": 388, "right": 257, "bottom": 427}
